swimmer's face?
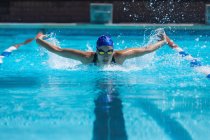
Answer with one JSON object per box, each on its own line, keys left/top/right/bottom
{"left": 96, "top": 46, "right": 114, "bottom": 65}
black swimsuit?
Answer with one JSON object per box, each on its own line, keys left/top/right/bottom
{"left": 92, "top": 53, "right": 116, "bottom": 65}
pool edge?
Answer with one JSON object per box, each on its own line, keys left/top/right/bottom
{"left": 0, "top": 23, "right": 210, "bottom": 30}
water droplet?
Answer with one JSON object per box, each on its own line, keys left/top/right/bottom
{"left": 195, "top": 38, "right": 199, "bottom": 41}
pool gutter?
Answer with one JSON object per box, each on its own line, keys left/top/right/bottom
{"left": 0, "top": 23, "right": 209, "bottom": 30}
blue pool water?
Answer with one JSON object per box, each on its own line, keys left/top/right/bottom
{"left": 0, "top": 26, "right": 210, "bottom": 140}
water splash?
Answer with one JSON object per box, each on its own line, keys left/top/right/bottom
{"left": 147, "top": 28, "right": 165, "bottom": 45}
{"left": 122, "top": 0, "right": 190, "bottom": 23}
{"left": 123, "top": 28, "right": 165, "bottom": 70}
{"left": 43, "top": 29, "right": 166, "bottom": 71}
{"left": 45, "top": 33, "right": 81, "bottom": 70}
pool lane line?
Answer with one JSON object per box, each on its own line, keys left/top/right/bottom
{"left": 166, "top": 36, "right": 210, "bottom": 79}
{"left": 0, "top": 38, "right": 33, "bottom": 64}
{"left": 137, "top": 98, "right": 192, "bottom": 140}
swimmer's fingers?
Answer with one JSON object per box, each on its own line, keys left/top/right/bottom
{"left": 35, "top": 32, "right": 43, "bottom": 39}
{"left": 162, "top": 34, "right": 167, "bottom": 43}
{"left": 157, "top": 33, "right": 165, "bottom": 41}
{"left": 35, "top": 32, "right": 47, "bottom": 39}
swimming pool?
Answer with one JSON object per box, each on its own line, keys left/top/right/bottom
{"left": 0, "top": 25, "right": 210, "bottom": 140}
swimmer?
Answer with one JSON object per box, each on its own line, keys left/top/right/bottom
{"left": 36, "top": 32, "right": 169, "bottom": 66}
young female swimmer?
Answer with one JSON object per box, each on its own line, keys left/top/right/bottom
{"left": 36, "top": 32, "right": 169, "bottom": 66}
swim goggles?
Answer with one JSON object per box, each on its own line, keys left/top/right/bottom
{"left": 97, "top": 49, "right": 113, "bottom": 55}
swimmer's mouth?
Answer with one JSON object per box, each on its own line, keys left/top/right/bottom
{"left": 103, "top": 60, "right": 109, "bottom": 62}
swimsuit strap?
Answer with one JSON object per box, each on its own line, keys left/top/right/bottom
{"left": 92, "top": 53, "right": 116, "bottom": 65}
{"left": 112, "top": 56, "right": 116, "bottom": 63}
{"left": 93, "top": 53, "right": 97, "bottom": 65}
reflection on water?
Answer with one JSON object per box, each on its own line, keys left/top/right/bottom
{"left": 93, "top": 77, "right": 127, "bottom": 140}
{"left": 91, "top": 73, "right": 194, "bottom": 140}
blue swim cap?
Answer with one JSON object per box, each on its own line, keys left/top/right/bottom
{"left": 96, "top": 35, "right": 113, "bottom": 49}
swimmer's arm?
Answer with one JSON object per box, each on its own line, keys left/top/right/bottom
{"left": 36, "top": 37, "right": 92, "bottom": 63}
{"left": 116, "top": 40, "right": 166, "bottom": 61}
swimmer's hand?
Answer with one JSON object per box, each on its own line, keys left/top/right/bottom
{"left": 157, "top": 32, "right": 173, "bottom": 45}
{"left": 35, "top": 32, "right": 47, "bottom": 40}
{"left": 157, "top": 33, "right": 167, "bottom": 42}
{"left": 156, "top": 33, "right": 179, "bottom": 49}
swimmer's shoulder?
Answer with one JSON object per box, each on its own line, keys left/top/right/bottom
{"left": 81, "top": 52, "right": 95, "bottom": 64}
{"left": 113, "top": 51, "right": 125, "bottom": 64}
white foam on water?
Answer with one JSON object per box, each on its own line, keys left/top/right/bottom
{"left": 101, "top": 64, "right": 142, "bottom": 72}
{"left": 44, "top": 34, "right": 81, "bottom": 70}
{"left": 48, "top": 52, "right": 81, "bottom": 70}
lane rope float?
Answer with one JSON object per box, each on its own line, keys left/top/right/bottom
{"left": 0, "top": 46, "right": 17, "bottom": 64}
{"left": 0, "top": 38, "right": 33, "bottom": 64}
{"left": 165, "top": 34, "right": 210, "bottom": 79}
